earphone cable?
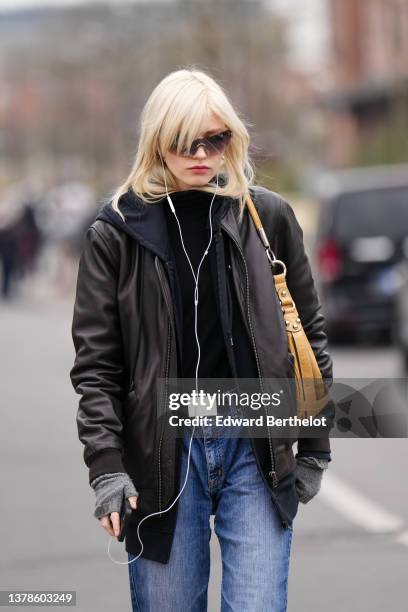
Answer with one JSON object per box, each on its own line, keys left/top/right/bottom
{"left": 107, "top": 156, "right": 219, "bottom": 564}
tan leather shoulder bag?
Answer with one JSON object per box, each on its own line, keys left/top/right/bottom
{"left": 245, "top": 193, "right": 330, "bottom": 418}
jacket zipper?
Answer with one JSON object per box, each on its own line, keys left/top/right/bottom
{"left": 221, "top": 227, "right": 278, "bottom": 487}
{"left": 155, "top": 258, "right": 173, "bottom": 515}
{"left": 157, "top": 316, "right": 171, "bottom": 515}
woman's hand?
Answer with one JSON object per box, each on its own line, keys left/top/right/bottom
{"left": 295, "top": 456, "right": 328, "bottom": 504}
{"left": 90, "top": 472, "right": 139, "bottom": 538}
{"left": 99, "top": 495, "right": 138, "bottom": 538}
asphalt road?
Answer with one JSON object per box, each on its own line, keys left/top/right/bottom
{"left": 1, "top": 291, "right": 407, "bottom": 612}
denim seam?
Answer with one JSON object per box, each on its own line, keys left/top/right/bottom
{"left": 205, "top": 436, "right": 223, "bottom": 495}
{"left": 282, "top": 528, "right": 293, "bottom": 610}
{"left": 202, "top": 433, "right": 214, "bottom": 494}
{"left": 128, "top": 556, "right": 142, "bottom": 612}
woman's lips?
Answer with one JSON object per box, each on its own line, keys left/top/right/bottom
{"left": 189, "top": 166, "right": 210, "bottom": 173}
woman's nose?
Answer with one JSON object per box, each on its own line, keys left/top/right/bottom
{"left": 193, "top": 145, "right": 207, "bottom": 159}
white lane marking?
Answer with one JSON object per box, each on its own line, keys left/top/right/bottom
{"left": 394, "top": 531, "right": 408, "bottom": 546}
{"left": 319, "top": 472, "right": 407, "bottom": 546}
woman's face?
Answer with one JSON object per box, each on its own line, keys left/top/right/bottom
{"left": 161, "top": 113, "right": 229, "bottom": 191}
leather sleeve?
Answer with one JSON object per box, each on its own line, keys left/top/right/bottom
{"left": 277, "top": 197, "right": 334, "bottom": 456}
{"left": 70, "top": 225, "right": 127, "bottom": 484}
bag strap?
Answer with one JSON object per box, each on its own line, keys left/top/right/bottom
{"left": 244, "top": 193, "right": 287, "bottom": 275}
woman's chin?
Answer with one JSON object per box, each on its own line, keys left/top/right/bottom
{"left": 179, "top": 176, "right": 211, "bottom": 189}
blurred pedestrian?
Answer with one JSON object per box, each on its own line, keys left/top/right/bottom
{"left": 14, "top": 201, "right": 43, "bottom": 278}
{"left": 0, "top": 197, "right": 23, "bottom": 299}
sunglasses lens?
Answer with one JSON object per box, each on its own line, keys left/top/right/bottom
{"left": 206, "top": 131, "right": 231, "bottom": 155}
{"left": 170, "top": 130, "right": 232, "bottom": 156}
{"left": 192, "top": 130, "right": 232, "bottom": 156}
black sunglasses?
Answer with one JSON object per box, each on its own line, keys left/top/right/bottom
{"left": 170, "top": 129, "right": 232, "bottom": 157}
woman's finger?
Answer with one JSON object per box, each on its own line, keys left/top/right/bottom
{"left": 99, "top": 515, "right": 115, "bottom": 536}
{"left": 128, "top": 495, "right": 138, "bottom": 510}
{"left": 110, "top": 511, "right": 120, "bottom": 537}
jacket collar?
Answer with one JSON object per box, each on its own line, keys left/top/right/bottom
{"left": 94, "top": 182, "right": 244, "bottom": 262}
{"left": 95, "top": 187, "right": 170, "bottom": 261}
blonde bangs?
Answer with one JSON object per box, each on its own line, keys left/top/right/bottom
{"left": 160, "top": 97, "right": 212, "bottom": 158}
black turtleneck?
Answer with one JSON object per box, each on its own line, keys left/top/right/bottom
{"left": 163, "top": 189, "right": 233, "bottom": 380}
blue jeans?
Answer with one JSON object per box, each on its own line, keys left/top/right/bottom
{"left": 127, "top": 408, "right": 293, "bottom": 611}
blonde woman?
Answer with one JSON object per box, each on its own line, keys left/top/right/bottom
{"left": 70, "top": 68, "right": 333, "bottom": 611}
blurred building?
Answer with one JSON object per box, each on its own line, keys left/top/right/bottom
{"left": 0, "top": 0, "right": 297, "bottom": 188}
{"left": 321, "top": 0, "right": 408, "bottom": 167}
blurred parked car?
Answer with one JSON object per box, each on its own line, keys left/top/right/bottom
{"left": 312, "top": 164, "right": 408, "bottom": 342}
{"left": 394, "top": 260, "right": 408, "bottom": 374}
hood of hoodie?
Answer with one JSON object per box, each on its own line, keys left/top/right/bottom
{"left": 94, "top": 177, "right": 233, "bottom": 263}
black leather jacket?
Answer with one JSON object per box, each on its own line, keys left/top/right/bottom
{"left": 70, "top": 184, "right": 334, "bottom": 562}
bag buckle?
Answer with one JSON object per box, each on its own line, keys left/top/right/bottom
{"left": 266, "top": 248, "right": 287, "bottom": 276}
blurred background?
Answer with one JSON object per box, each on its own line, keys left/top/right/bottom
{"left": 0, "top": 1, "right": 407, "bottom": 610}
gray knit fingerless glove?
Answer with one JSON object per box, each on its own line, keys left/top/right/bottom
{"left": 90, "top": 472, "right": 139, "bottom": 519}
{"left": 295, "top": 457, "right": 328, "bottom": 504}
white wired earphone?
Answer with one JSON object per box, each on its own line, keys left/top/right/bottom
{"left": 107, "top": 152, "right": 222, "bottom": 564}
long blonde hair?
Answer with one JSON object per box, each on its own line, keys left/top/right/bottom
{"left": 110, "top": 67, "right": 255, "bottom": 223}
